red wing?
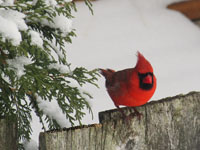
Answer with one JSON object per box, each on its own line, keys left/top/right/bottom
{"left": 106, "top": 68, "right": 133, "bottom": 90}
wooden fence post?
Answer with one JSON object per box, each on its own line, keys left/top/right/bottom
{"left": 39, "top": 91, "right": 200, "bottom": 150}
{"left": 0, "top": 117, "right": 17, "bottom": 150}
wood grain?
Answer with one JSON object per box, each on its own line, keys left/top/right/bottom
{"left": 39, "top": 91, "right": 200, "bottom": 150}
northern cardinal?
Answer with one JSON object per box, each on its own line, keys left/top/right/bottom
{"left": 100, "top": 51, "right": 156, "bottom": 119}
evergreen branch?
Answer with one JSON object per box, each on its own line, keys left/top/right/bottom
{"left": 0, "top": 0, "right": 96, "bottom": 149}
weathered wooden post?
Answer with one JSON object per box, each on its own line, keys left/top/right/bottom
{"left": 0, "top": 117, "right": 17, "bottom": 150}
{"left": 39, "top": 91, "right": 200, "bottom": 150}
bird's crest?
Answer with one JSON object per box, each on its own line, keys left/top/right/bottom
{"left": 135, "top": 51, "right": 153, "bottom": 73}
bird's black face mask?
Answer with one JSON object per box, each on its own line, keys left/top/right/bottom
{"left": 138, "top": 72, "right": 154, "bottom": 90}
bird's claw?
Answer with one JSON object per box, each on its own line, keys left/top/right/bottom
{"left": 130, "top": 111, "right": 143, "bottom": 122}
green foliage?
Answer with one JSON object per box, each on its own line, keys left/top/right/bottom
{"left": 0, "top": 0, "right": 98, "bottom": 149}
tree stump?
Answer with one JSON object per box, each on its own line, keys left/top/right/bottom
{"left": 0, "top": 117, "right": 17, "bottom": 150}
{"left": 39, "top": 91, "right": 200, "bottom": 150}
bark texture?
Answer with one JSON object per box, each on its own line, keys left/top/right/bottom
{"left": 0, "top": 117, "right": 17, "bottom": 150}
{"left": 39, "top": 91, "right": 200, "bottom": 150}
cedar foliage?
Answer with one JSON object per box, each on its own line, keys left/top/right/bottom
{"left": 0, "top": 0, "right": 97, "bottom": 149}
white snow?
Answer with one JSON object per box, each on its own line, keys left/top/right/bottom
{"left": 67, "top": 0, "right": 200, "bottom": 124}
{"left": 1, "top": 0, "right": 75, "bottom": 149}
{"left": 48, "top": 63, "right": 71, "bottom": 74}
{"left": 53, "top": 15, "right": 72, "bottom": 36}
{"left": 64, "top": 0, "right": 72, "bottom": 2}
{"left": 0, "top": 9, "right": 28, "bottom": 31}
{"left": 29, "top": 30, "right": 43, "bottom": 48}
{"left": 0, "top": 0, "right": 72, "bottom": 47}
{"left": 0, "top": 9, "right": 28, "bottom": 45}
{"left": 14, "top": 0, "right": 200, "bottom": 149}
{"left": 7, "top": 56, "right": 33, "bottom": 77}
{"left": 0, "top": 15, "right": 22, "bottom": 46}
{"left": 0, "top": 0, "right": 14, "bottom": 5}
{"left": 44, "top": 0, "right": 57, "bottom": 7}
{"left": 41, "top": 14, "right": 72, "bottom": 36}
{"left": 23, "top": 139, "right": 38, "bottom": 150}
{"left": 36, "top": 95, "right": 70, "bottom": 128}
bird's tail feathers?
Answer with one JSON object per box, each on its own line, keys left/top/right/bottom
{"left": 99, "top": 68, "right": 115, "bottom": 79}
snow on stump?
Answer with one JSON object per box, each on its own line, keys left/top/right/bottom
{"left": 39, "top": 91, "right": 200, "bottom": 150}
{"left": 0, "top": 117, "right": 17, "bottom": 150}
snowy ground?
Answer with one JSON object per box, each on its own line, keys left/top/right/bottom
{"left": 30, "top": 0, "right": 200, "bottom": 149}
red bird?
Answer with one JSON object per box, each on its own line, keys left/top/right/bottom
{"left": 100, "top": 51, "right": 156, "bottom": 118}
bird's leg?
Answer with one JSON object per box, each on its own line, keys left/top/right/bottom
{"left": 129, "top": 107, "right": 143, "bottom": 121}
{"left": 116, "top": 105, "right": 134, "bottom": 124}
{"left": 116, "top": 105, "right": 142, "bottom": 122}
{"left": 116, "top": 105, "right": 127, "bottom": 118}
